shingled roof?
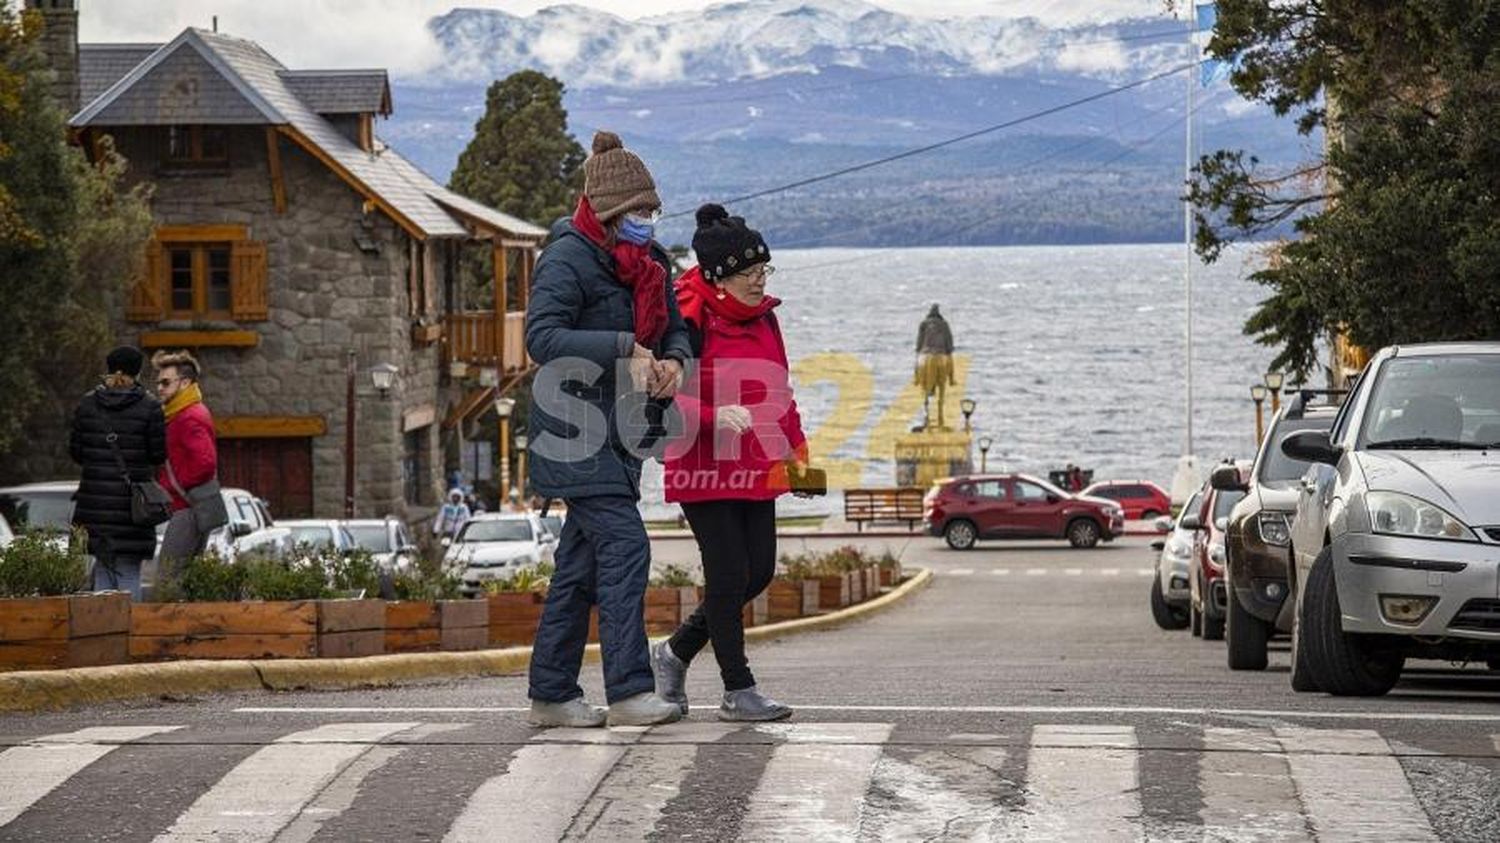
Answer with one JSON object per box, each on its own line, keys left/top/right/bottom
{"left": 280, "top": 70, "right": 392, "bottom": 116}
{"left": 70, "top": 29, "right": 545, "bottom": 243}
{"left": 79, "top": 44, "right": 160, "bottom": 105}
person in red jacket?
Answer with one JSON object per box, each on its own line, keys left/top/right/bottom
{"left": 650, "top": 204, "right": 808, "bottom": 722}
{"left": 153, "top": 350, "right": 218, "bottom": 582}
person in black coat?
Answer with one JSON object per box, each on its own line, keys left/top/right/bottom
{"left": 68, "top": 346, "right": 167, "bottom": 598}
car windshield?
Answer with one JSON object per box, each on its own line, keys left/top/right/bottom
{"left": 286, "top": 526, "right": 336, "bottom": 548}
{"left": 344, "top": 525, "right": 391, "bottom": 552}
{"left": 1021, "top": 476, "right": 1070, "bottom": 498}
{"left": 0, "top": 492, "right": 74, "bottom": 532}
{"left": 1177, "top": 490, "right": 1203, "bottom": 526}
{"left": 1214, "top": 489, "right": 1247, "bottom": 520}
{"left": 1260, "top": 417, "right": 1331, "bottom": 482}
{"left": 1362, "top": 354, "right": 1500, "bottom": 448}
{"left": 458, "top": 520, "right": 533, "bottom": 543}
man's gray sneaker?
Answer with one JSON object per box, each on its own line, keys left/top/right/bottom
{"left": 651, "top": 639, "right": 690, "bottom": 715}
{"left": 607, "top": 692, "right": 684, "bottom": 727}
{"left": 527, "top": 698, "right": 606, "bottom": 728}
{"left": 719, "top": 686, "right": 792, "bottom": 722}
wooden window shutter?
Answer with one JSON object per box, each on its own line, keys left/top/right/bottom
{"left": 126, "top": 240, "right": 165, "bottom": 321}
{"left": 230, "top": 240, "right": 269, "bottom": 321}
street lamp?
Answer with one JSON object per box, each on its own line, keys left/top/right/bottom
{"left": 495, "top": 395, "right": 516, "bottom": 509}
{"left": 977, "top": 435, "right": 993, "bottom": 473}
{"left": 513, "top": 431, "right": 528, "bottom": 509}
{"left": 371, "top": 363, "right": 398, "bottom": 398}
{"left": 1264, "top": 371, "right": 1285, "bottom": 413}
{"left": 960, "top": 397, "right": 977, "bottom": 432}
{"left": 1250, "top": 383, "right": 1268, "bottom": 445}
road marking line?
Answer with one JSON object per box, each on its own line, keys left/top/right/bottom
{"left": 1136, "top": 568, "right": 1155, "bottom": 576}
{"left": 562, "top": 744, "right": 698, "bottom": 841}
{"left": 271, "top": 746, "right": 401, "bottom": 843}
{"left": 865, "top": 745, "right": 1013, "bottom": 839}
{"left": 1199, "top": 728, "right": 1310, "bottom": 842}
{"left": 1025, "top": 568, "right": 1047, "bottom": 576}
{"left": 156, "top": 722, "right": 417, "bottom": 843}
{"left": 739, "top": 723, "right": 892, "bottom": 841}
{"left": 1275, "top": 728, "right": 1436, "bottom": 841}
{"left": 990, "top": 569, "right": 1012, "bottom": 576}
{"left": 446, "top": 741, "right": 627, "bottom": 842}
{"left": 1064, "top": 568, "right": 1083, "bottom": 576}
{"left": 230, "top": 705, "right": 1500, "bottom": 723}
{"left": 1025, "top": 725, "right": 1139, "bottom": 840}
{"left": 0, "top": 726, "right": 183, "bottom": 828}
{"left": 1101, "top": 568, "right": 1121, "bottom": 576}
{"left": 949, "top": 568, "right": 975, "bottom": 576}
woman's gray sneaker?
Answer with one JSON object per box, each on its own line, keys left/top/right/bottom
{"left": 719, "top": 687, "right": 792, "bottom": 722}
{"left": 651, "top": 639, "right": 690, "bottom": 715}
{"left": 528, "top": 698, "right": 606, "bottom": 728}
{"left": 607, "top": 692, "right": 684, "bottom": 727}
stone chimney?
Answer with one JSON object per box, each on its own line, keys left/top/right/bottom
{"left": 24, "top": 0, "right": 79, "bottom": 116}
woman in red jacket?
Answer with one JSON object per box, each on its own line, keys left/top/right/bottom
{"left": 651, "top": 204, "right": 807, "bottom": 722}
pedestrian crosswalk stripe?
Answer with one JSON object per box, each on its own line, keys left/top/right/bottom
{"left": 154, "top": 721, "right": 418, "bottom": 843}
{"left": 949, "top": 568, "right": 975, "bottom": 575}
{"left": 1026, "top": 568, "right": 1047, "bottom": 576}
{"left": 1275, "top": 727, "right": 1437, "bottom": 841}
{"left": 563, "top": 743, "right": 697, "bottom": 841}
{"left": 1199, "top": 728, "right": 1310, "bottom": 842}
{"left": 1026, "top": 724, "right": 1140, "bottom": 840}
{"left": 1101, "top": 568, "right": 1120, "bottom": 576}
{"left": 445, "top": 742, "right": 627, "bottom": 842}
{"left": 1064, "top": 568, "right": 1083, "bottom": 576}
{"left": 0, "top": 726, "right": 183, "bottom": 828}
{"left": 865, "top": 744, "right": 1013, "bottom": 839}
{"left": 739, "top": 723, "right": 893, "bottom": 841}
{"left": 991, "top": 568, "right": 1011, "bottom": 575}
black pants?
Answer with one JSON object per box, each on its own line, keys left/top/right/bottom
{"left": 668, "top": 499, "right": 776, "bottom": 691}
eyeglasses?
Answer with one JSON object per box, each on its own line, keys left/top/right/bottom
{"left": 747, "top": 264, "right": 775, "bottom": 279}
{"left": 156, "top": 377, "right": 180, "bottom": 389}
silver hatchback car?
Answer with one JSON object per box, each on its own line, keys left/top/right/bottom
{"left": 1284, "top": 343, "right": 1500, "bottom": 696}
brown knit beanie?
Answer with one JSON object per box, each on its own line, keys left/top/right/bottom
{"left": 583, "top": 131, "right": 661, "bottom": 222}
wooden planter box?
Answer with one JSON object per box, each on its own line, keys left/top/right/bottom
{"left": 0, "top": 592, "right": 131, "bottom": 671}
{"left": 741, "top": 590, "right": 769, "bottom": 628}
{"left": 487, "top": 592, "right": 545, "bottom": 648}
{"left": 848, "top": 569, "right": 865, "bottom": 604}
{"left": 864, "top": 567, "right": 880, "bottom": 598}
{"left": 879, "top": 562, "right": 902, "bottom": 588}
{"left": 646, "top": 587, "right": 698, "bottom": 635}
{"left": 131, "top": 599, "right": 384, "bottom": 661}
{"left": 766, "top": 579, "right": 818, "bottom": 621}
{"left": 814, "top": 574, "right": 851, "bottom": 611}
{"left": 440, "top": 599, "right": 489, "bottom": 651}
{"left": 385, "top": 601, "right": 441, "bottom": 654}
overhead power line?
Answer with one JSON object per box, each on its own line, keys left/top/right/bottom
{"left": 662, "top": 60, "right": 1198, "bottom": 219}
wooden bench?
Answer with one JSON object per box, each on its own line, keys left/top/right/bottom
{"left": 843, "top": 487, "right": 927, "bottom": 532}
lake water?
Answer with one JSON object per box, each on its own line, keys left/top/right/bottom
{"left": 639, "top": 242, "right": 1281, "bottom": 517}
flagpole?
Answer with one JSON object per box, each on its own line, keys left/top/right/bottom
{"left": 1170, "top": 2, "right": 1202, "bottom": 505}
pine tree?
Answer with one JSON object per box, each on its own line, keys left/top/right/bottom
{"left": 0, "top": 2, "right": 153, "bottom": 470}
{"left": 449, "top": 70, "right": 585, "bottom": 228}
{"left": 1186, "top": 1, "right": 1500, "bottom": 378}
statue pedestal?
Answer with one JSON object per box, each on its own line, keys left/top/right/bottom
{"left": 894, "top": 428, "right": 973, "bottom": 488}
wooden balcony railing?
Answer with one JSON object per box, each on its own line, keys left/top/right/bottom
{"left": 444, "top": 311, "right": 530, "bottom": 373}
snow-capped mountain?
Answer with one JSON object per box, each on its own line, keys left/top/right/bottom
{"left": 423, "top": 0, "right": 1189, "bottom": 88}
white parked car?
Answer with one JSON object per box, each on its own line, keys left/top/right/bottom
{"left": 341, "top": 517, "right": 419, "bottom": 573}
{"left": 1150, "top": 484, "right": 1203, "bottom": 630}
{"left": 0, "top": 481, "right": 78, "bottom": 536}
{"left": 0, "top": 512, "right": 13, "bottom": 549}
{"left": 445, "top": 513, "right": 557, "bottom": 597}
{"left": 277, "top": 519, "right": 358, "bottom": 553}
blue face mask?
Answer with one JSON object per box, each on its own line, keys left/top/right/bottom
{"left": 618, "top": 214, "right": 656, "bottom": 246}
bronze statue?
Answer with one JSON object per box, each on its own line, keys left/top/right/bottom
{"left": 914, "top": 304, "right": 956, "bottom": 429}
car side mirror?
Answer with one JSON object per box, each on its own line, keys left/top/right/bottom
{"left": 1152, "top": 515, "right": 1174, "bottom": 533}
{"left": 229, "top": 521, "right": 253, "bottom": 538}
{"left": 1210, "top": 464, "right": 1247, "bottom": 492}
{"left": 1281, "top": 430, "right": 1341, "bottom": 465}
{"left": 1180, "top": 514, "right": 1204, "bottom": 531}
{"left": 1215, "top": 517, "right": 1229, "bottom": 532}
{"left": 440, "top": 537, "right": 452, "bottom": 548}
{"left": 1150, "top": 540, "right": 1166, "bottom": 551}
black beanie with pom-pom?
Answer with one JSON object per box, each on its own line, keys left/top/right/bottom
{"left": 692, "top": 203, "right": 770, "bottom": 283}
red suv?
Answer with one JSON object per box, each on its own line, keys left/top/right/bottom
{"left": 1185, "top": 463, "right": 1249, "bottom": 640}
{"left": 1079, "top": 480, "right": 1171, "bottom": 520}
{"left": 924, "top": 474, "right": 1125, "bottom": 550}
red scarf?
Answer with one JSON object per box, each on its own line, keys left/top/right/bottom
{"left": 674, "top": 265, "right": 780, "bottom": 328}
{"left": 572, "top": 196, "right": 669, "bottom": 348}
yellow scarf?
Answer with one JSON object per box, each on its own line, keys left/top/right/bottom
{"left": 163, "top": 382, "right": 203, "bottom": 422}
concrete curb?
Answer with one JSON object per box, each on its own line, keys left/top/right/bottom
{"left": 0, "top": 569, "right": 930, "bottom": 712}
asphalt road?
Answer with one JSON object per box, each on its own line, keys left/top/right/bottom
{"left": 3, "top": 535, "right": 1500, "bottom": 841}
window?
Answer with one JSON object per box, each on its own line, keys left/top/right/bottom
{"left": 166, "top": 243, "right": 233, "bottom": 317}
{"left": 403, "top": 427, "right": 430, "bottom": 506}
{"left": 165, "top": 125, "right": 229, "bottom": 168}
{"left": 1014, "top": 481, "right": 1051, "bottom": 503}
{"left": 972, "top": 480, "right": 1008, "bottom": 500}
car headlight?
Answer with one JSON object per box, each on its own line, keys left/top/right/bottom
{"left": 1367, "top": 491, "right": 1476, "bottom": 542}
{"left": 1209, "top": 543, "right": 1226, "bottom": 564}
{"left": 1257, "top": 511, "right": 1292, "bottom": 547}
{"left": 1168, "top": 539, "right": 1191, "bottom": 559}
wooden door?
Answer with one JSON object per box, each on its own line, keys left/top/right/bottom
{"left": 217, "top": 437, "right": 314, "bottom": 519}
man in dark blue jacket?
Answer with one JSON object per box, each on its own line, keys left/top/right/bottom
{"left": 524, "top": 131, "right": 692, "bottom": 727}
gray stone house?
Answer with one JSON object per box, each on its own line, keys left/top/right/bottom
{"left": 29, "top": 1, "right": 543, "bottom": 522}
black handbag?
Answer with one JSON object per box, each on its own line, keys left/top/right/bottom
{"left": 105, "top": 428, "right": 173, "bottom": 527}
